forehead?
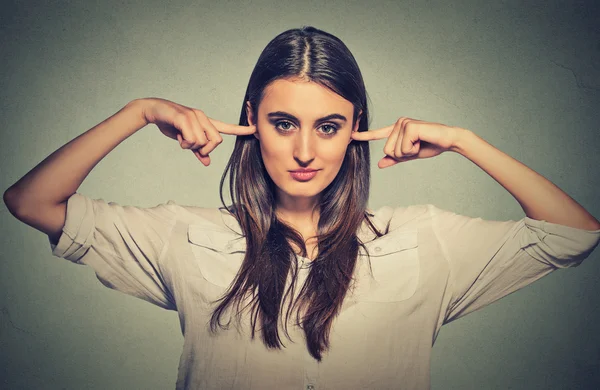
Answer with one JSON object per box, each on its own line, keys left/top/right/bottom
{"left": 259, "top": 78, "right": 353, "bottom": 117}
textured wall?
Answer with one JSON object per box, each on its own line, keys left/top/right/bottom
{"left": 1, "top": 0, "right": 599, "bottom": 388}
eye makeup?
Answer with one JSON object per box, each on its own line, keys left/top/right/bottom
{"left": 267, "top": 111, "right": 346, "bottom": 136}
{"left": 273, "top": 120, "right": 340, "bottom": 136}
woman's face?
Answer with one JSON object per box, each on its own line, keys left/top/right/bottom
{"left": 247, "top": 78, "right": 359, "bottom": 207}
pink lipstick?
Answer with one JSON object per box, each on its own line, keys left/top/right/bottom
{"left": 289, "top": 169, "right": 319, "bottom": 182}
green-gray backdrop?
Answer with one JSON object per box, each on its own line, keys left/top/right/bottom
{"left": 1, "top": 0, "right": 599, "bottom": 389}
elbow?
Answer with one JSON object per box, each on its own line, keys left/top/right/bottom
{"left": 3, "top": 186, "right": 20, "bottom": 216}
{"left": 4, "top": 187, "right": 28, "bottom": 219}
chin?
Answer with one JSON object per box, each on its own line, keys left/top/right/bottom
{"left": 282, "top": 188, "right": 322, "bottom": 198}
{"left": 278, "top": 182, "right": 326, "bottom": 199}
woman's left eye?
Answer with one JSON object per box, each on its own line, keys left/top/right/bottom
{"left": 319, "top": 124, "right": 339, "bottom": 135}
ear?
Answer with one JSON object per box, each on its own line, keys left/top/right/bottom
{"left": 354, "top": 110, "right": 363, "bottom": 132}
{"left": 246, "top": 101, "right": 260, "bottom": 140}
{"left": 349, "top": 109, "right": 363, "bottom": 144}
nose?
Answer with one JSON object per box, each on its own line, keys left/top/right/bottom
{"left": 292, "top": 129, "right": 315, "bottom": 167}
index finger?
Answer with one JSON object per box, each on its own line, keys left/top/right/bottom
{"left": 208, "top": 118, "right": 257, "bottom": 135}
{"left": 351, "top": 125, "right": 394, "bottom": 141}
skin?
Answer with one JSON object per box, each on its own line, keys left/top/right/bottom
{"left": 246, "top": 78, "right": 359, "bottom": 249}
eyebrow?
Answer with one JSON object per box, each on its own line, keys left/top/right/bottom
{"left": 267, "top": 111, "right": 347, "bottom": 123}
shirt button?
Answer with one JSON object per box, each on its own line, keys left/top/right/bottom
{"left": 306, "top": 385, "right": 315, "bottom": 390}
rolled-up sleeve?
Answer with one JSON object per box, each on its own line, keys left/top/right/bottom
{"left": 430, "top": 205, "right": 600, "bottom": 324}
{"left": 50, "top": 192, "right": 178, "bottom": 310}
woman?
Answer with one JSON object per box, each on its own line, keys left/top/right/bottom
{"left": 4, "top": 26, "right": 600, "bottom": 390}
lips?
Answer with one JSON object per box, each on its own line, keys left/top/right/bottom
{"left": 289, "top": 169, "right": 319, "bottom": 181}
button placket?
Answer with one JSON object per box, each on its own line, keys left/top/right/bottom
{"left": 303, "top": 345, "right": 319, "bottom": 390}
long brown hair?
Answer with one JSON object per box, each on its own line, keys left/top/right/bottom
{"left": 209, "top": 26, "right": 383, "bottom": 361}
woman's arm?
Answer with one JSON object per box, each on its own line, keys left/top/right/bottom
{"left": 352, "top": 118, "right": 599, "bottom": 231}
{"left": 451, "top": 128, "right": 600, "bottom": 231}
{"left": 3, "top": 99, "right": 148, "bottom": 243}
{"left": 4, "top": 97, "right": 254, "bottom": 245}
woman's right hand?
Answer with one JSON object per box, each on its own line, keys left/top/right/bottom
{"left": 139, "top": 97, "right": 256, "bottom": 166}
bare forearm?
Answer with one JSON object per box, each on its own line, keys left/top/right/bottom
{"left": 451, "top": 128, "right": 600, "bottom": 231}
{"left": 4, "top": 99, "right": 148, "bottom": 213}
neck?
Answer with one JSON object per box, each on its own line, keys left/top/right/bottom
{"left": 275, "top": 191, "right": 320, "bottom": 230}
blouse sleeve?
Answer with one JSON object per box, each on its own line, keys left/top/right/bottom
{"left": 49, "top": 192, "right": 178, "bottom": 310}
{"left": 429, "top": 205, "right": 600, "bottom": 324}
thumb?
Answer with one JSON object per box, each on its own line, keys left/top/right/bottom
{"left": 378, "top": 156, "right": 399, "bottom": 169}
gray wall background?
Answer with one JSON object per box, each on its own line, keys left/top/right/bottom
{"left": 1, "top": 0, "right": 599, "bottom": 388}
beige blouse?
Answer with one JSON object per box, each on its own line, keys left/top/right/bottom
{"left": 50, "top": 193, "right": 600, "bottom": 390}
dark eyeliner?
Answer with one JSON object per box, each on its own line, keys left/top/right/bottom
{"left": 319, "top": 122, "right": 340, "bottom": 135}
{"left": 270, "top": 118, "right": 340, "bottom": 135}
{"left": 273, "top": 119, "right": 295, "bottom": 133}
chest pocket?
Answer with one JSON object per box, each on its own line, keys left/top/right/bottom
{"left": 187, "top": 225, "right": 246, "bottom": 289}
{"left": 351, "top": 229, "right": 420, "bottom": 303}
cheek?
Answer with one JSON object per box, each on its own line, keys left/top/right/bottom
{"left": 319, "top": 140, "right": 348, "bottom": 164}
{"left": 261, "top": 138, "right": 288, "bottom": 159}
{"left": 258, "top": 136, "right": 292, "bottom": 171}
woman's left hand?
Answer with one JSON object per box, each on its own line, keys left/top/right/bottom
{"left": 351, "top": 117, "right": 465, "bottom": 168}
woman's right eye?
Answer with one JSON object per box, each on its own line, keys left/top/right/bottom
{"left": 275, "top": 120, "right": 295, "bottom": 132}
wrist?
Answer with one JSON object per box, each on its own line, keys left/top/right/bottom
{"left": 448, "top": 127, "right": 473, "bottom": 155}
{"left": 125, "top": 98, "right": 150, "bottom": 128}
